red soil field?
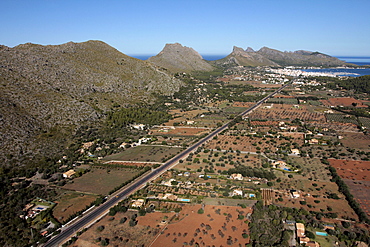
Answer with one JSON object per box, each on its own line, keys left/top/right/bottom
{"left": 250, "top": 120, "right": 279, "bottom": 126}
{"left": 104, "top": 161, "right": 158, "bottom": 167}
{"left": 150, "top": 204, "right": 252, "bottom": 247}
{"left": 233, "top": 102, "right": 255, "bottom": 108}
{"left": 151, "top": 127, "right": 210, "bottom": 136}
{"left": 320, "top": 97, "right": 367, "bottom": 108}
{"left": 328, "top": 159, "right": 370, "bottom": 181}
{"left": 329, "top": 159, "right": 370, "bottom": 218}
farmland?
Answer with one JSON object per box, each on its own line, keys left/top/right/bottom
{"left": 329, "top": 159, "right": 370, "bottom": 218}
{"left": 337, "top": 132, "right": 370, "bottom": 150}
{"left": 151, "top": 205, "right": 252, "bottom": 247}
{"left": 53, "top": 191, "right": 99, "bottom": 223}
{"left": 62, "top": 168, "right": 141, "bottom": 195}
{"left": 326, "top": 113, "right": 359, "bottom": 125}
{"left": 248, "top": 103, "right": 326, "bottom": 121}
{"left": 150, "top": 126, "right": 211, "bottom": 137}
{"left": 102, "top": 145, "right": 183, "bottom": 163}
{"left": 74, "top": 204, "right": 253, "bottom": 247}
{"left": 320, "top": 97, "right": 367, "bottom": 108}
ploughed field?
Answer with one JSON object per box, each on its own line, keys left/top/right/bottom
{"left": 329, "top": 159, "right": 370, "bottom": 218}
{"left": 63, "top": 168, "right": 141, "bottom": 195}
{"left": 74, "top": 204, "right": 253, "bottom": 247}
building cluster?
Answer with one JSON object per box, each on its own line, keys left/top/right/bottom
{"left": 267, "top": 68, "right": 337, "bottom": 78}
{"left": 20, "top": 198, "right": 54, "bottom": 220}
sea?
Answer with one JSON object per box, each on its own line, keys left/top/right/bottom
{"left": 130, "top": 55, "right": 370, "bottom": 77}
{"left": 336, "top": 56, "right": 370, "bottom": 66}
{"left": 302, "top": 56, "right": 370, "bottom": 77}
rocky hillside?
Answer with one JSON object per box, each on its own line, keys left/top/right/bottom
{"left": 257, "top": 47, "right": 346, "bottom": 67}
{"left": 0, "top": 41, "right": 182, "bottom": 164}
{"left": 213, "top": 46, "right": 278, "bottom": 67}
{"left": 148, "top": 43, "right": 216, "bottom": 73}
{"left": 213, "top": 46, "right": 346, "bottom": 67}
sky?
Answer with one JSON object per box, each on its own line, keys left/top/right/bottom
{"left": 1, "top": 0, "right": 370, "bottom": 56}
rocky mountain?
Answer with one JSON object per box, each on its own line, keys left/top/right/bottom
{"left": 213, "top": 46, "right": 346, "bottom": 67}
{"left": 256, "top": 47, "right": 346, "bottom": 67}
{"left": 148, "top": 43, "right": 216, "bottom": 73}
{"left": 212, "top": 46, "right": 278, "bottom": 67}
{"left": 0, "top": 40, "right": 182, "bottom": 164}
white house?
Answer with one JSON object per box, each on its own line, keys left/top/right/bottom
{"left": 230, "top": 173, "right": 244, "bottom": 180}
{"left": 231, "top": 189, "right": 243, "bottom": 197}
{"left": 132, "top": 124, "right": 145, "bottom": 130}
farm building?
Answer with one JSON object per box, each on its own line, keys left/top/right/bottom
{"left": 231, "top": 189, "right": 243, "bottom": 197}
{"left": 230, "top": 173, "right": 243, "bottom": 180}
{"left": 131, "top": 199, "right": 145, "bottom": 208}
{"left": 63, "top": 170, "right": 76, "bottom": 178}
{"left": 291, "top": 190, "right": 300, "bottom": 198}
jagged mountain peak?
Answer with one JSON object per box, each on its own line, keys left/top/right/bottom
{"left": 212, "top": 45, "right": 278, "bottom": 67}
{"left": 232, "top": 46, "right": 248, "bottom": 56}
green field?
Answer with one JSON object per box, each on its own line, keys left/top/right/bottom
{"left": 267, "top": 98, "right": 298, "bottom": 104}
{"left": 63, "top": 168, "right": 141, "bottom": 195}
{"left": 308, "top": 227, "right": 338, "bottom": 247}
{"left": 223, "top": 106, "right": 248, "bottom": 113}
{"left": 53, "top": 191, "right": 99, "bottom": 222}
{"left": 102, "top": 145, "right": 183, "bottom": 162}
{"left": 326, "top": 113, "right": 359, "bottom": 125}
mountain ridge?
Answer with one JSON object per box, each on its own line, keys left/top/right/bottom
{"left": 149, "top": 43, "right": 347, "bottom": 70}
{"left": 256, "top": 46, "right": 345, "bottom": 66}
{"left": 0, "top": 40, "right": 183, "bottom": 164}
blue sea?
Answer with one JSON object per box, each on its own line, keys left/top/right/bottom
{"left": 130, "top": 55, "right": 153, "bottom": 60}
{"left": 302, "top": 67, "right": 370, "bottom": 77}
{"left": 335, "top": 56, "right": 370, "bottom": 66}
{"left": 303, "top": 56, "right": 370, "bottom": 77}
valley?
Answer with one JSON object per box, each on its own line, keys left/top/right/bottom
{"left": 0, "top": 41, "right": 370, "bottom": 247}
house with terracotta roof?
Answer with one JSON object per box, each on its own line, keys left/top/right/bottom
{"left": 63, "top": 169, "right": 76, "bottom": 178}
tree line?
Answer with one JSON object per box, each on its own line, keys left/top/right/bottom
{"left": 227, "top": 165, "right": 276, "bottom": 180}
{"left": 327, "top": 75, "right": 370, "bottom": 94}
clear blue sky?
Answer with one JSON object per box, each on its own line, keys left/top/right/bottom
{"left": 1, "top": 0, "right": 369, "bottom": 56}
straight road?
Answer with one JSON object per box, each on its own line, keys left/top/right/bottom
{"left": 43, "top": 81, "right": 291, "bottom": 247}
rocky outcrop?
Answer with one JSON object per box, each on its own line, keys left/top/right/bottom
{"left": 213, "top": 45, "right": 346, "bottom": 68}
{"left": 212, "top": 46, "right": 278, "bottom": 67}
{"left": 257, "top": 47, "right": 346, "bottom": 66}
{"left": 148, "top": 43, "right": 216, "bottom": 73}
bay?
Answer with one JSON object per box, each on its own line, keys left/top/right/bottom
{"left": 302, "top": 68, "right": 370, "bottom": 77}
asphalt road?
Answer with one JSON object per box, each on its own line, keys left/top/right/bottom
{"left": 43, "top": 81, "right": 290, "bottom": 247}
